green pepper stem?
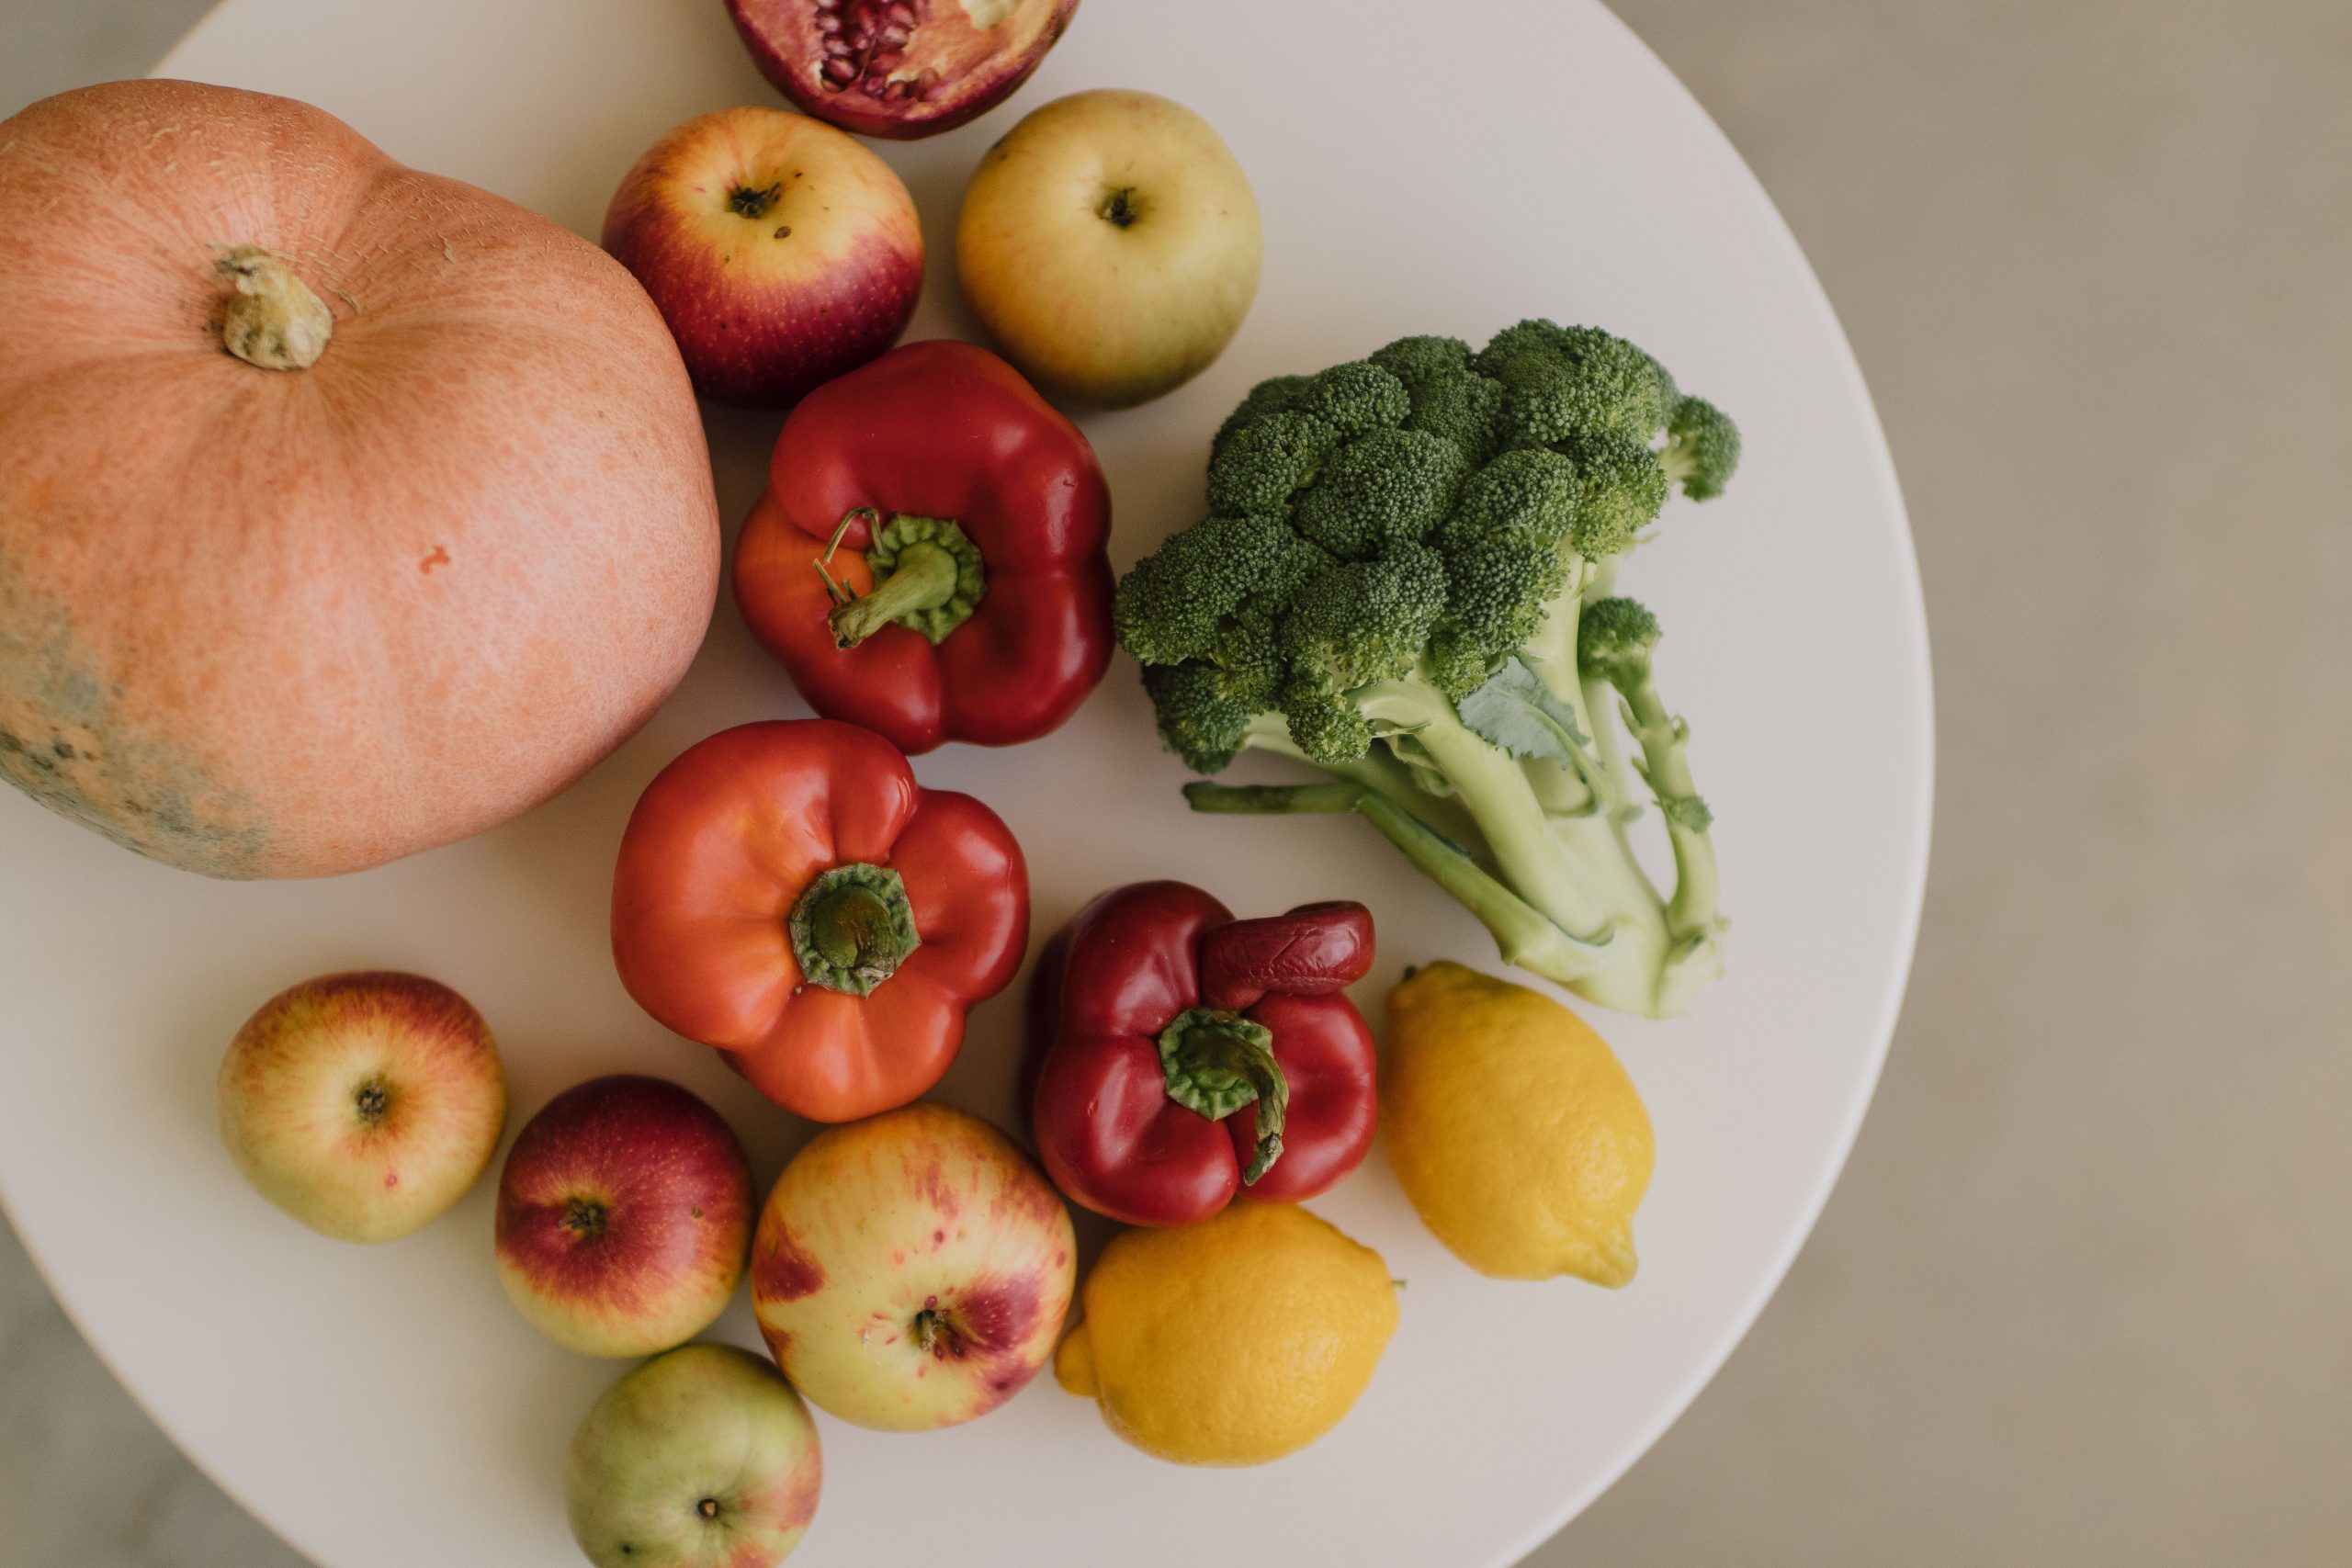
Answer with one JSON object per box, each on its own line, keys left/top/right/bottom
{"left": 1155, "top": 1007, "right": 1289, "bottom": 1184}
{"left": 787, "top": 863, "right": 921, "bottom": 996}
{"left": 828, "top": 541, "right": 959, "bottom": 646}
{"left": 815, "top": 511, "right": 988, "bottom": 649}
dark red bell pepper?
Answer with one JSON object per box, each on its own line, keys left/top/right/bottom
{"left": 1026, "top": 882, "right": 1378, "bottom": 1227}
{"left": 733, "top": 339, "right": 1114, "bottom": 754}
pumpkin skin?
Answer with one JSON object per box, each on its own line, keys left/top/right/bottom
{"left": 0, "top": 81, "right": 719, "bottom": 878}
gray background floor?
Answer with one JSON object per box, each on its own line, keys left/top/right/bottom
{"left": 5, "top": 1, "right": 2347, "bottom": 1563}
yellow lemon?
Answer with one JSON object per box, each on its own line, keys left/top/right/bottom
{"left": 1384, "top": 961, "right": 1654, "bottom": 1285}
{"left": 1054, "top": 1202, "right": 1396, "bottom": 1465}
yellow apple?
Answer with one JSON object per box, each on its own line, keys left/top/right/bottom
{"left": 217, "top": 972, "right": 505, "bottom": 1245}
{"left": 956, "top": 89, "right": 1261, "bottom": 409}
{"left": 750, "top": 1104, "right": 1074, "bottom": 1432}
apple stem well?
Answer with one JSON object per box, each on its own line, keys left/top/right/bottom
{"left": 560, "top": 1197, "right": 611, "bottom": 1241}
{"left": 815, "top": 508, "right": 988, "bottom": 648}
{"left": 1156, "top": 1008, "right": 1291, "bottom": 1184}
{"left": 1097, "top": 186, "right": 1142, "bottom": 229}
{"left": 352, "top": 1077, "right": 390, "bottom": 1127}
{"left": 788, "top": 862, "right": 922, "bottom": 997}
{"left": 728, "top": 182, "right": 784, "bottom": 220}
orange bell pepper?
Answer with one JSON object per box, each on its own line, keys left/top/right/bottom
{"left": 610, "top": 719, "right": 1027, "bottom": 1122}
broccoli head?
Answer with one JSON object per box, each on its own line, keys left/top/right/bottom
{"left": 1110, "top": 329, "right": 1740, "bottom": 1020}
{"left": 1114, "top": 321, "right": 1739, "bottom": 1018}
{"left": 1129, "top": 321, "right": 1734, "bottom": 771}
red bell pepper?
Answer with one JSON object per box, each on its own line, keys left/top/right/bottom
{"left": 1026, "top": 882, "right": 1378, "bottom": 1227}
{"left": 611, "top": 719, "right": 1028, "bottom": 1122}
{"left": 734, "top": 340, "right": 1114, "bottom": 755}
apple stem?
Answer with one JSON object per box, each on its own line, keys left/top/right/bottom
{"left": 815, "top": 510, "right": 987, "bottom": 649}
{"left": 787, "top": 863, "right": 922, "bottom": 996}
{"left": 560, "top": 1197, "right": 610, "bottom": 1241}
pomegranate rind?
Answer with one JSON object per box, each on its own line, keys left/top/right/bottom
{"left": 727, "top": 0, "right": 1080, "bottom": 141}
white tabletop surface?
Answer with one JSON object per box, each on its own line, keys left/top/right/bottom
{"left": 4, "top": 1, "right": 2349, "bottom": 1566}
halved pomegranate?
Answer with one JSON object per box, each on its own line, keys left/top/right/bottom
{"left": 728, "top": 0, "right": 1081, "bottom": 141}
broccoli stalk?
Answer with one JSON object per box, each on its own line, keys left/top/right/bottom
{"left": 1117, "top": 321, "right": 1740, "bottom": 1018}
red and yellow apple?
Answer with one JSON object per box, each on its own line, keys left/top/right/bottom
{"left": 603, "top": 106, "right": 922, "bottom": 407}
{"left": 956, "top": 89, "right": 1261, "bottom": 408}
{"left": 494, "top": 1075, "right": 754, "bottom": 1359}
{"left": 565, "top": 1344, "right": 821, "bottom": 1568}
{"left": 217, "top": 972, "right": 506, "bottom": 1245}
{"left": 751, "top": 1103, "right": 1073, "bottom": 1431}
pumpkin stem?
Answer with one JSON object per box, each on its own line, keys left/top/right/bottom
{"left": 213, "top": 245, "right": 333, "bottom": 371}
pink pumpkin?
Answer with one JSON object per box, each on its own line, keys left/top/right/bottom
{"left": 0, "top": 80, "right": 718, "bottom": 877}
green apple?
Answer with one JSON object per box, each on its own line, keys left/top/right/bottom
{"left": 956, "top": 88, "right": 1261, "bottom": 408}
{"left": 750, "top": 1104, "right": 1075, "bottom": 1432}
{"left": 565, "top": 1343, "right": 820, "bottom": 1568}
{"left": 217, "top": 972, "right": 506, "bottom": 1244}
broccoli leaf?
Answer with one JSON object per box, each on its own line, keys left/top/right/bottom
{"left": 1457, "top": 658, "right": 1593, "bottom": 763}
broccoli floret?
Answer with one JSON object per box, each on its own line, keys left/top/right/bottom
{"left": 1294, "top": 360, "right": 1410, "bottom": 435}
{"left": 1399, "top": 371, "right": 1504, "bottom": 466}
{"left": 1114, "top": 513, "right": 1330, "bottom": 667}
{"left": 1369, "top": 334, "right": 1473, "bottom": 385}
{"left": 1576, "top": 595, "right": 1660, "bottom": 687}
{"left": 1661, "top": 395, "right": 1741, "bottom": 501}
{"left": 1476, "top": 320, "right": 1679, "bottom": 453}
{"left": 1435, "top": 532, "right": 1577, "bottom": 673}
{"left": 1207, "top": 410, "right": 1339, "bottom": 517}
{"left": 1116, "top": 322, "right": 1739, "bottom": 1019}
{"left": 1424, "top": 447, "right": 1584, "bottom": 674}
{"left": 1293, "top": 428, "right": 1468, "bottom": 558}
{"left": 1443, "top": 447, "right": 1582, "bottom": 547}
{"left": 1278, "top": 546, "right": 1448, "bottom": 718}
{"left": 1423, "top": 634, "right": 1500, "bottom": 703}
{"left": 1276, "top": 681, "right": 1375, "bottom": 766}
{"left": 1211, "top": 373, "right": 1313, "bottom": 457}
{"left": 1356, "top": 335, "right": 1507, "bottom": 460}
{"left": 1580, "top": 596, "right": 1715, "bottom": 840}
{"left": 1142, "top": 660, "right": 1264, "bottom": 773}
{"left": 1565, "top": 431, "right": 1668, "bottom": 558}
